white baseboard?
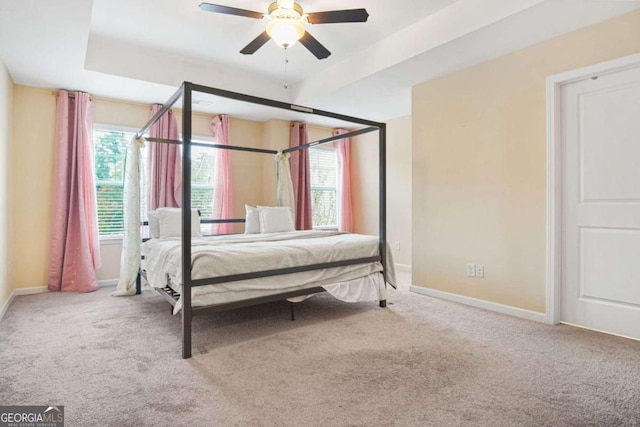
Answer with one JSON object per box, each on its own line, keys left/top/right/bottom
{"left": 395, "top": 264, "right": 412, "bottom": 272}
{"left": 0, "top": 292, "right": 14, "bottom": 323}
{"left": 410, "top": 285, "right": 546, "bottom": 323}
{"left": 14, "top": 286, "right": 49, "bottom": 296}
{"left": 98, "top": 279, "right": 118, "bottom": 287}
{"left": 1, "top": 280, "right": 118, "bottom": 323}
{"left": 0, "top": 286, "right": 49, "bottom": 323}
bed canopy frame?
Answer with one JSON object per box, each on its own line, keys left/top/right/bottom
{"left": 134, "top": 82, "right": 387, "bottom": 359}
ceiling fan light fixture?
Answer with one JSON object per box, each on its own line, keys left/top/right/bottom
{"left": 266, "top": 18, "right": 305, "bottom": 48}
{"left": 199, "top": 1, "right": 368, "bottom": 59}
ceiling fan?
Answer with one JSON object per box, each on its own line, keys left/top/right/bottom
{"left": 199, "top": 0, "right": 369, "bottom": 59}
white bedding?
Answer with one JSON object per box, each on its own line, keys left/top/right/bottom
{"left": 141, "top": 230, "right": 396, "bottom": 313}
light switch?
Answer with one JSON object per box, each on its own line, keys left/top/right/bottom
{"left": 466, "top": 263, "right": 476, "bottom": 277}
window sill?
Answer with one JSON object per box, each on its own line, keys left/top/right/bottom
{"left": 313, "top": 226, "right": 339, "bottom": 231}
{"left": 100, "top": 237, "right": 123, "bottom": 245}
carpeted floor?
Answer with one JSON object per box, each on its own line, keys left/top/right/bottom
{"left": 1, "top": 273, "right": 640, "bottom": 426}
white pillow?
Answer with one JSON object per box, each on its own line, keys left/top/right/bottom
{"left": 156, "top": 208, "right": 202, "bottom": 238}
{"left": 258, "top": 206, "right": 295, "bottom": 233}
{"left": 244, "top": 205, "right": 260, "bottom": 234}
{"left": 147, "top": 210, "right": 160, "bottom": 238}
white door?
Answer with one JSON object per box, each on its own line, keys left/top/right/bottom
{"left": 561, "top": 64, "right": 640, "bottom": 339}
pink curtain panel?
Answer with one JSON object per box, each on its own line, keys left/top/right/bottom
{"left": 147, "top": 105, "right": 182, "bottom": 210}
{"left": 210, "top": 114, "right": 234, "bottom": 234}
{"left": 48, "top": 91, "right": 101, "bottom": 292}
{"left": 289, "top": 122, "right": 312, "bottom": 230}
{"left": 333, "top": 129, "right": 353, "bottom": 232}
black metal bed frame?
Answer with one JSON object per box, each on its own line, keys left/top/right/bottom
{"left": 134, "top": 82, "right": 386, "bottom": 359}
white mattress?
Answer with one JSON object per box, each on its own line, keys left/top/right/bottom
{"left": 141, "top": 230, "right": 396, "bottom": 313}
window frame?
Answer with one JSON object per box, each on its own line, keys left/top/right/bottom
{"left": 309, "top": 143, "right": 339, "bottom": 230}
{"left": 93, "top": 123, "right": 139, "bottom": 243}
{"left": 93, "top": 123, "right": 216, "bottom": 242}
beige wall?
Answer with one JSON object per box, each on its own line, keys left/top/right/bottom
{"left": 261, "top": 119, "right": 290, "bottom": 206}
{"left": 307, "top": 125, "right": 332, "bottom": 145}
{"left": 386, "top": 116, "right": 412, "bottom": 266}
{"left": 226, "top": 117, "right": 266, "bottom": 216}
{"left": 10, "top": 88, "right": 274, "bottom": 285}
{"left": 11, "top": 86, "right": 55, "bottom": 289}
{"left": 351, "top": 115, "right": 412, "bottom": 266}
{"left": 351, "top": 132, "right": 376, "bottom": 236}
{"left": 412, "top": 9, "right": 640, "bottom": 312}
{"left": 0, "top": 59, "right": 13, "bottom": 310}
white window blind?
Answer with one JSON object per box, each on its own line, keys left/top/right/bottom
{"left": 93, "top": 128, "right": 216, "bottom": 238}
{"left": 190, "top": 146, "right": 216, "bottom": 219}
{"left": 94, "top": 129, "right": 131, "bottom": 238}
{"left": 309, "top": 147, "right": 337, "bottom": 227}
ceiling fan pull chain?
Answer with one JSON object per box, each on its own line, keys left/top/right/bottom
{"left": 284, "top": 48, "right": 289, "bottom": 90}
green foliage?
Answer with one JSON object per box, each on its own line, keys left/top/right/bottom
{"left": 309, "top": 148, "right": 338, "bottom": 227}
{"left": 93, "top": 131, "right": 216, "bottom": 237}
{"left": 95, "top": 131, "right": 127, "bottom": 181}
{"left": 192, "top": 150, "right": 215, "bottom": 185}
{"left": 95, "top": 131, "right": 127, "bottom": 235}
{"left": 312, "top": 189, "right": 336, "bottom": 227}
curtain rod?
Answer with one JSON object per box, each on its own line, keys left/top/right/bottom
{"left": 49, "top": 90, "right": 219, "bottom": 119}
{"left": 50, "top": 90, "right": 92, "bottom": 100}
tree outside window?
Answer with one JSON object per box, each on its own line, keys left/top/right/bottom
{"left": 93, "top": 128, "right": 216, "bottom": 238}
{"left": 309, "top": 147, "right": 337, "bottom": 227}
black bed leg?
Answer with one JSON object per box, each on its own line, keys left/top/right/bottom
{"left": 182, "top": 311, "right": 192, "bottom": 359}
{"left": 182, "top": 290, "right": 192, "bottom": 359}
{"left": 379, "top": 300, "right": 387, "bottom": 308}
{"left": 136, "top": 272, "right": 142, "bottom": 295}
{"left": 290, "top": 302, "right": 295, "bottom": 321}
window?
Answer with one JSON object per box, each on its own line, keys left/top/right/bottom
{"left": 94, "top": 128, "right": 131, "bottom": 238}
{"left": 309, "top": 146, "right": 337, "bottom": 227}
{"left": 93, "top": 126, "right": 216, "bottom": 239}
{"left": 190, "top": 146, "right": 216, "bottom": 219}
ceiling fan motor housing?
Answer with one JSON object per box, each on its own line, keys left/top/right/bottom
{"left": 266, "top": 1, "right": 306, "bottom": 48}
{"left": 268, "top": 1, "right": 304, "bottom": 18}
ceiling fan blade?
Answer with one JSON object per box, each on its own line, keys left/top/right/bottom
{"left": 199, "top": 3, "right": 264, "bottom": 19}
{"left": 240, "top": 31, "right": 270, "bottom": 55}
{"left": 299, "top": 31, "right": 331, "bottom": 60}
{"left": 306, "top": 9, "right": 369, "bottom": 24}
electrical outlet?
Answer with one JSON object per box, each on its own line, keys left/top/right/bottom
{"left": 466, "top": 263, "right": 476, "bottom": 277}
{"left": 394, "top": 241, "right": 400, "bottom": 251}
{"left": 476, "top": 265, "right": 484, "bottom": 278}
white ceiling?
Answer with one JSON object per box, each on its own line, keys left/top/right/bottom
{"left": 0, "top": 0, "right": 638, "bottom": 126}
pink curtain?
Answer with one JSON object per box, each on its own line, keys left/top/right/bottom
{"left": 290, "top": 122, "right": 312, "bottom": 230}
{"left": 333, "top": 129, "right": 353, "bottom": 232}
{"left": 48, "top": 91, "right": 101, "bottom": 292}
{"left": 147, "top": 105, "right": 182, "bottom": 210}
{"left": 210, "top": 115, "right": 234, "bottom": 234}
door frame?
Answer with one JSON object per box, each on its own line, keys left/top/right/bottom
{"left": 546, "top": 52, "right": 640, "bottom": 325}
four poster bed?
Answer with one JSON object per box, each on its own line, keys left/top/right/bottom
{"left": 124, "top": 82, "right": 392, "bottom": 359}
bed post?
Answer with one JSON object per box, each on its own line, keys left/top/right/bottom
{"left": 135, "top": 269, "right": 142, "bottom": 295}
{"left": 182, "top": 82, "right": 193, "bottom": 359}
{"left": 379, "top": 123, "right": 387, "bottom": 308}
